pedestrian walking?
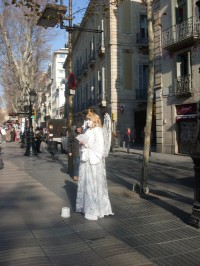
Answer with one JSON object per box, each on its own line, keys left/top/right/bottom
{"left": 68, "top": 122, "right": 83, "bottom": 181}
{"left": 10, "top": 127, "right": 16, "bottom": 142}
{"left": 76, "top": 112, "right": 113, "bottom": 221}
{"left": 0, "top": 127, "right": 6, "bottom": 143}
{"left": 124, "top": 128, "right": 134, "bottom": 153}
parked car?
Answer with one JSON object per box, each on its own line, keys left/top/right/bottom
{"left": 61, "top": 129, "right": 68, "bottom": 153}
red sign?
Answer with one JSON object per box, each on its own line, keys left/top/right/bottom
{"left": 176, "top": 104, "right": 197, "bottom": 115}
{"left": 68, "top": 73, "right": 77, "bottom": 90}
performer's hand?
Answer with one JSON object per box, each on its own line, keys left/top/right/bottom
{"left": 69, "top": 153, "right": 72, "bottom": 156}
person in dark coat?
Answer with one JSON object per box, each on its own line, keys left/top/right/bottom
{"left": 68, "top": 122, "right": 83, "bottom": 181}
{"left": 35, "top": 127, "right": 43, "bottom": 153}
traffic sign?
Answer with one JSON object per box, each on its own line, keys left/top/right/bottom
{"left": 68, "top": 73, "right": 77, "bottom": 90}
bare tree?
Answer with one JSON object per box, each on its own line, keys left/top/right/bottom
{"left": 0, "top": 0, "right": 54, "bottom": 111}
{"left": 138, "top": 0, "right": 155, "bottom": 194}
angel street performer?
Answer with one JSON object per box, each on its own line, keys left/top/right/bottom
{"left": 76, "top": 112, "right": 113, "bottom": 220}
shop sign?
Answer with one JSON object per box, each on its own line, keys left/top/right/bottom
{"left": 176, "top": 103, "right": 197, "bottom": 115}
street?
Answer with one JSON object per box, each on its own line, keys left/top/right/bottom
{"left": 0, "top": 142, "right": 199, "bottom": 266}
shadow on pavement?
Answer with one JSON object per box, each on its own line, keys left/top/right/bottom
{"left": 63, "top": 180, "right": 77, "bottom": 212}
{"left": 139, "top": 190, "right": 192, "bottom": 225}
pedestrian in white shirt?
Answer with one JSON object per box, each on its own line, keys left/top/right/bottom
{"left": 0, "top": 127, "right": 6, "bottom": 143}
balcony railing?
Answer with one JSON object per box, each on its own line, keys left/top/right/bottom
{"left": 97, "top": 38, "right": 105, "bottom": 56}
{"left": 82, "top": 62, "right": 88, "bottom": 75}
{"left": 136, "top": 33, "right": 148, "bottom": 46}
{"left": 162, "top": 17, "right": 200, "bottom": 51}
{"left": 89, "top": 53, "right": 96, "bottom": 67}
{"left": 175, "top": 75, "right": 192, "bottom": 97}
{"left": 136, "top": 89, "right": 147, "bottom": 100}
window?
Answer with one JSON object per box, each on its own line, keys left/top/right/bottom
{"left": 140, "top": 15, "right": 148, "bottom": 39}
{"left": 97, "top": 20, "right": 105, "bottom": 47}
{"left": 176, "top": 0, "right": 187, "bottom": 24}
{"left": 58, "top": 54, "right": 66, "bottom": 58}
{"left": 92, "top": 77, "right": 95, "bottom": 99}
{"left": 57, "top": 62, "right": 64, "bottom": 68}
{"left": 176, "top": 51, "right": 191, "bottom": 77}
{"left": 58, "top": 70, "right": 65, "bottom": 75}
{"left": 89, "top": 37, "right": 95, "bottom": 59}
{"left": 122, "top": 0, "right": 131, "bottom": 33}
{"left": 122, "top": 52, "right": 133, "bottom": 90}
{"left": 98, "top": 70, "right": 102, "bottom": 96}
{"left": 175, "top": 51, "right": 192, "bottom": 96}
{"left": 137, "top": 64, "right": 149, "bottom": 99}
{"left": 86, "top": 84, "right": 88, "bottom": 102}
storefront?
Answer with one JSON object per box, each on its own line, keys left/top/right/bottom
{"left": 176, "top": 103, "right": 197, "bottom": 154}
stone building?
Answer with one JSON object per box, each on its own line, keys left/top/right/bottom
{"left": 51, "top": 48, "right": 68, "bottom": 119}
{"left": 156, "top": 0, "right": 200, "bottom": 154}
{"left": 69, "top": 0, "right": 152, "bottom": 145}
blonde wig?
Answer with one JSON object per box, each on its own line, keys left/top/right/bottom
{"left": 86, "top": 112, "right": 102, "bottom": 128}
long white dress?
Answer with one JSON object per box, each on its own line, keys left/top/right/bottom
{"left": 76, "top": 126, "right": 113, "bottom": 220}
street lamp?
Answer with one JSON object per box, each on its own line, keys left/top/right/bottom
{"left": 37, "top": 1, "right": 74, "bottom": 173}
{"left": 37, "top": 1, "right": 103, "bottom": 172}
{"left": 24, "top": 89, "right": 37, "bottom": 156}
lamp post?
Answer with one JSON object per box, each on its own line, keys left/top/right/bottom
{"left": 189, "top": 146, "right": 200, "bottom": 228}
{"left": 24, "top": 89, "right": 37, "bottom": 156}
{"left": 188, "top": 1, "right": 200, "bottom": 229}
{"left": 37, "top": 1, "right": 103, "bottom": 172}
{"left": 37, "top": 1, "right": 74, "bottom": 172}
{"left": 196, "top": 0, "right": 200, "bottom": 18}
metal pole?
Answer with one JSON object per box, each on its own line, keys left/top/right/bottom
{"left": 24, "top": 103, "right": 31, "bottom": 156}
{"left": 24, "top": 101, "right": 37, "bottom": 156}
{"left": 67, "top": 0, "right": 74, "bottom": 174}
{"left": 29, "top": 102, "right": 34, "bottom": 155}
{"left": 68, "top": 0, "right": 73, "bottom": 130}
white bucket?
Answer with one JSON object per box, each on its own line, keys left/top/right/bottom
{"left": 61, "top": 207, "right": 70, "bottom": 218}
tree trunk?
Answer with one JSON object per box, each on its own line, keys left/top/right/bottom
{"left": 140, "top": 0, "right": 155, "bottom": 194}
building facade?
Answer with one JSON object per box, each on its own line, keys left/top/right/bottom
{"left": 69, "top": 0, "right": 152, "bottom": 145}
{"left": 156, "top": 0, "right": 200, "bottom": 154}
{"left": 51, "top": 48, "right": 68, "bottom": 119}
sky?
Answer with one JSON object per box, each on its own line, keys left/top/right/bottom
{"left": 50, "top": 0, "right": 89, "bottom": 51}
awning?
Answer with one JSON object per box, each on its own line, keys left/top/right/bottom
{"left": 176, "top": 114, "right": 197, "bottom": 121}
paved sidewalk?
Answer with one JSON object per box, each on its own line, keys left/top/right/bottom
{"left": 0, "top": 142, "right": 200, "bottom": 266}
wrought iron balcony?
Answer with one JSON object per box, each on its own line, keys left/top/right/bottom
{"left": 136, "top": 33, "right": 148, "bottom": 46}
{"left": 175, "top": 75, "right": 192, "bottom": 97}
{"left": 97, "top": 39, "right": 105, "bottom": 56}
{"left": 162, "top": 17, "right": 200, "bottom": 51}
{"left": 89, "top": 53, "right": 96, "bottom": 67}
{"left": 82, "top": 62, "right": 88, "bottom": 75}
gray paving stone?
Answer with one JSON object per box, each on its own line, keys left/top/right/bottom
{"left": 0, "top": 142, "right": 199, "bottom": 265}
